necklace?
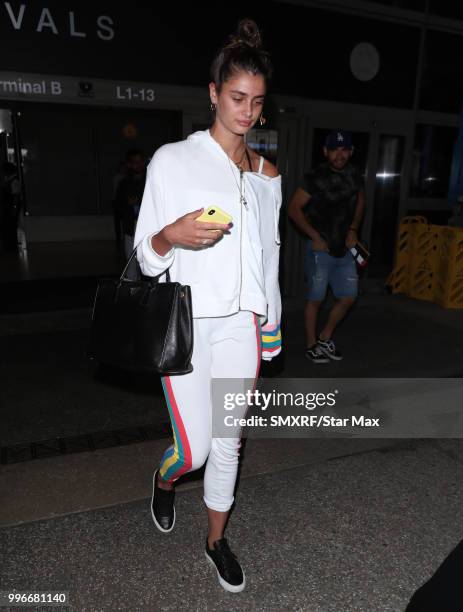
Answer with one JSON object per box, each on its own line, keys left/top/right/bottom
{"left": 231, "top": 147, "right": 247, "bottom": 172}
{"left": 227, "top": 155, "right": 248, "bottom": 210}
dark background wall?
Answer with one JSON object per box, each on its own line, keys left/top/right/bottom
{"left": 20, "top": 106, "right": 181, "bottom": 215}
{"left": 420, "top": 30, "right": 463, "bottom": 113}
{"left": 1, "top": 2, "right": 463, "bottom": 114}
{"left": 0, "top": 1, "right": 430, "bottom": 110}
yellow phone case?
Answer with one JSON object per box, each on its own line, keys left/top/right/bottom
{"left": 196, "top": 206, "right": 233, "bottom": 225}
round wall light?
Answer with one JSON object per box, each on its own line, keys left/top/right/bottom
{"left": 350, "top": 42, "right": 380, "bottom": 81}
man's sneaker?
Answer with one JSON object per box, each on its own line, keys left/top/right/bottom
{"left": 305, "top": 344, "right": 330, "bottom": 364}
{"left": 151, "top": 470, "right": 175, "bottom": 533}
{"left": 205, "top": 538, "right": 246, "bottom": 593}
{"left": 317, "top": 337, "right": 343, "bottom": 361}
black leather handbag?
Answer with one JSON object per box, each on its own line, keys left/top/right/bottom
{"left": 88, "top": 250, "right": 193, "bottom": 375}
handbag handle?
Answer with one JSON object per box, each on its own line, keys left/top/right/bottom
{"left": 120, "top": 248, "right": 171, "bottom": 283}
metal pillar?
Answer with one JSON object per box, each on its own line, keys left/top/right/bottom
{"left": 448, "top": 103, "right": 463, "bottom": 203}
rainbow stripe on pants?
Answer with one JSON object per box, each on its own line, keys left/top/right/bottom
{"left": 159, "top": 377, "right": 192, "bottom": 482}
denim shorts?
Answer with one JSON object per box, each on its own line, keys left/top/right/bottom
{"left": 304, "top": 242, "right": 358, "bottom": 301}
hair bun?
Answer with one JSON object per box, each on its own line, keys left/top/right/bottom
{"left": 210, "top": 18, "right": 272, "bottom": 88}
{"left": 231, "top": 18, "right": 262, "bottom": 49}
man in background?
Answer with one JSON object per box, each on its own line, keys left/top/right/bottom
{"left": 288, "top": 130, "right": 365, "bottom": 363}
{"left": 114, "top": 149, "right": 146, "bottom": 277}
{"left": 1, "top": 162, "right": 21, "bottom": 252}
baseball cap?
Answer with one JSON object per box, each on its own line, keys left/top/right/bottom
{"left": 325, "top": 130, "right": 353, "bottom": 150}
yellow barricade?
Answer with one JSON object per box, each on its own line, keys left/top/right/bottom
{"left": 434, "top": 227, "right": 463, "bottom": 309}
{"left": 387, "top": 216, "right": 428, "bottom": 294}
{"left": 388, "top": 217, "right": 463, "bottom": 309}
{"left": 407, "top": 223, "right": 440, "bottom": 302}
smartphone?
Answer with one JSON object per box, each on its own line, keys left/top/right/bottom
{"left": 350, "top": 241, "right": 370, "bottom": 267}
{"left": 196, "top": 206, "right": 233, "bottom": 225}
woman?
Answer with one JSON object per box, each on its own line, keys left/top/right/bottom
{"left": 134, "top": 18, "right": 282, "bottom": 593}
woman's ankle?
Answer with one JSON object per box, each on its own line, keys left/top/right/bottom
{"left": 207, "top": 535, "right": 223, "bottom": 549}
{"left": 156, "top": 472, "right": 174, "bottom": 491}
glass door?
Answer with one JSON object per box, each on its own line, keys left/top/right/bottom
{"left": 0, "top": 108, "right": 27, "bottom": 252}
{"left": 285, "top": 110, "right": 411, "bottom": 294}
{"left": 369, "top": 134, "right": 406, "bottom": 274}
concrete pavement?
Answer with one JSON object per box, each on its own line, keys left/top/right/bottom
{"left": 2, "top": 439, "right": 463, "bottom": 611}
{"left": 2, "top": 290, "right": 463, "bottom": 610}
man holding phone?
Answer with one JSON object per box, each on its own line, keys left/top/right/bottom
{"left": 288, "top": 130, "right": 365, "bottom": 363}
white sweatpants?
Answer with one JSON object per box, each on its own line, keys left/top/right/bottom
{"left": 159, "top": 310, "right": 261, "bottom": 512}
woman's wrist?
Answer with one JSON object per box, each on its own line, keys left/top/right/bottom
{"left": 161, "top": 225, "right": 174, "bottom": 247}
{"left": 151, "top": 227, "right": 174, "bottom": 256}
{"left": 349, "top": 226, "right": 358, "bottom": 233}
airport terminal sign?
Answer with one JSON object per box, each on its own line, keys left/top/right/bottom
{"left": 0, "top": 72, "right": 157, "bottom": 108}
{"left": 1, "top": 3, "right": 114, "bottom": 40}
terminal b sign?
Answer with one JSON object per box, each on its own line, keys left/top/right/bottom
{"left": 0, "top": 72, "right": 157, "bottom": 108}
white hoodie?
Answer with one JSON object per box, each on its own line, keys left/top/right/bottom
{"left": 134, "top": 130, "right": 282, "bottom": 356}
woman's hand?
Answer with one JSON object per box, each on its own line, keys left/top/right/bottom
{"left": 163, "top": 208, "right": 231, "bottom": 249}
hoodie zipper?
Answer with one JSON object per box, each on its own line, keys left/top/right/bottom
{"left": 238, "top": 168, "right": 248, "bottom": 309}
{"left": 226, "top": 155, "right": 248, "bottom": 311}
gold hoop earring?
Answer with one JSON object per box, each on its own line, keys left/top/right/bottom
{"left": 210, "top": 103, "right": 216, "bottom": 112}
{"left": 259, "top": 114, "right": 266, "bottom": 126}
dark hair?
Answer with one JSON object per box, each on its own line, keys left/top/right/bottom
{"left": 210, "top": 19, "right": 273, "bottom": 91}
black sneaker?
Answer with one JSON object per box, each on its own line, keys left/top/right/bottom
{"left": 151, "top": 470, "right": 175, "bottom": 533}
{"left": 317, "top": 337, "right": 343, "bottom": 361}
{"left": 305, "top": 344, "right": 330, "bottom": 364}
{"left": 205, "top": 538, "right": 246, "bottom": 593}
